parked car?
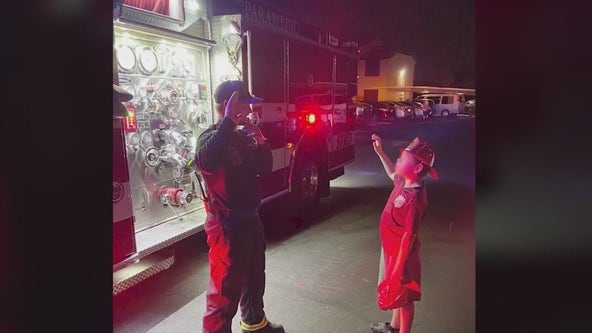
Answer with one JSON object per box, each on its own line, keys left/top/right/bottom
{"left": 381, "top": 101, "right": 410, "bottom": 119}
{"left": 392, "top": 102, "right": 414, "bottom": 119}
{"left": 417, "top": 99, "right": 434, "bottom": 119}
{"left": 399, "top": 101, "right": 426, "bottom": 119}
{"left": 355, "top": 102, "right": 373, "bottom": 123}
{"left": 394, "top": 101, "right": 416, "bottom": 119}
{"left": 368, "top": 102, "right": 395, "bottom": 121}
{"left": 464, "top": 99, "right": 476, "bottom": 115}
{"left": 415, "top": 93, "right": 465, "bottom": 117}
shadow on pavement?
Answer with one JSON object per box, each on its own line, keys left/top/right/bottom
{"left": 424, "top": 180, "right": 475, "bottom": 233}
{"left": 261, "top": 179, "right": 475, "bottom": 244}
{"left": 260, "top": 185, "right": 390, "bottom": 244}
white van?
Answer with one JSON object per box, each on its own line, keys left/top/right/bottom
{"left": 415, "top": 94, "right": 465, "bottom": 117}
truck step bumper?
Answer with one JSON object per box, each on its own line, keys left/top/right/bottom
{"left": 113, "top": 207, "right": 207, "bottom": 295}
{"left": 113, "top": 251, "right": 175, "bottom": 296}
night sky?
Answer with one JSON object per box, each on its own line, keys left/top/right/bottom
{"left": 261, "top": 0, "right": 475, "bottom": 87}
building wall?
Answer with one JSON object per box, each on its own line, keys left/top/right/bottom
{"left": 357, "top": 53, "right": 415, "bottom": 102}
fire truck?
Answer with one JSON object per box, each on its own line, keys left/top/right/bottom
{"left": 112, "top": 0, "right": 358, "bottom": 295}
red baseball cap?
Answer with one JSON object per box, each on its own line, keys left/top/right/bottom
{"left": 400, "top": 137, "right": 439, "bottom": 179}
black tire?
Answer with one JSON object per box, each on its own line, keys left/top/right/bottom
{"left": 442, "top": 110, "right": 450, "bottom": 117}
{"left": 290, "top": 158, "right": 321, "bottom": 225}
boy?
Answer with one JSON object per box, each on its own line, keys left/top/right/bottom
{"left": 370, "top": 135, "right": 439, "bottom": 333}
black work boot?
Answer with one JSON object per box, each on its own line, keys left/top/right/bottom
{"left": 241, "top": 321, "right": 285, "bottom": 333}
{"left": 370, "top": 322, "right": 399, "bottom": 333}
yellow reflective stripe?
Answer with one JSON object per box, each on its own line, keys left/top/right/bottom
{"left": 240, "top": 316, "right": 269, "bottom": 331}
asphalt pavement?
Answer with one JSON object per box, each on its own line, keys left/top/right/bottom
{"left": 114, "top": 116, "right": 475, "bottom": 333}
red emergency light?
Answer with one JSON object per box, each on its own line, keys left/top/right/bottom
{"left": 306, "top": 113, "right": 316, "bottom": 125}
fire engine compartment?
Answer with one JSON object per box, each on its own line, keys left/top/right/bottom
{"left": 112, "top": 0, "right": 359, "bottom": 293}
{"left": 114, "top": 25, "right": 212, "bottom": 232}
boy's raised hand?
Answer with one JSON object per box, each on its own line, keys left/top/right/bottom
{"left": 371, "top": 134, "right": 383, "bottom": 154}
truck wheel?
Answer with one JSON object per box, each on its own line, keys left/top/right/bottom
{"left": 290, "top": 158, "right": 321, "bottom": 227}
{"left": 293, "top": 159, "right": 320, "bottom": 209}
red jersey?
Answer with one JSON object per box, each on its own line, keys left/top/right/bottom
{"left": 379, "top": 174, "right": 427, "bottom": 248}
{"left": 378, "top": 174, "right": 427, "bottom": 305}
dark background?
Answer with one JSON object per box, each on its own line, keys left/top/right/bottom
{"left": 264, "top": 0, "right": 475, "bottom": 87}
{"left": 1, "top": 0, "right": 591, "bottom": 332}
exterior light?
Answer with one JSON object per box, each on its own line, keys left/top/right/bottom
{"left": 222, "top": 24, "right": 243, "bottom": 77}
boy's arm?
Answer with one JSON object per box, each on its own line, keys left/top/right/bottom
{"left": 393, "top": 199, "right": 421, "bottom": 279}
{"left": 393, "top": 233, "right": 416, "bottom": 280}
{"left": 196, "top": 117, "right": 236, "bottom": 174}
{"left": 376, "top": 150, "right": 396, "bottom": 181}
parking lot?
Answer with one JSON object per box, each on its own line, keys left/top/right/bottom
{"left": 114, "top": 116, "right": 475, "bottom": 333}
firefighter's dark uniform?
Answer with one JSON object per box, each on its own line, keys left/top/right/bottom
{"left": 196, "top": 115, "right": 274, "bottom": 333}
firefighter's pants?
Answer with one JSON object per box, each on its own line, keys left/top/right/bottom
{"left": 202, "top": 210, "right": 267, "bottom": 333}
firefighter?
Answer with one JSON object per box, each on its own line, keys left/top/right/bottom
{"left": 196, "top": 80, "right": 285, "bottom": 333}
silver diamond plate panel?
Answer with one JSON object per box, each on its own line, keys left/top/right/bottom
{"left": 113, "top": 254, "right": 175, "bottom": 295}
{"left": 113, "top": 24, "right": 214, "bottom": 234}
